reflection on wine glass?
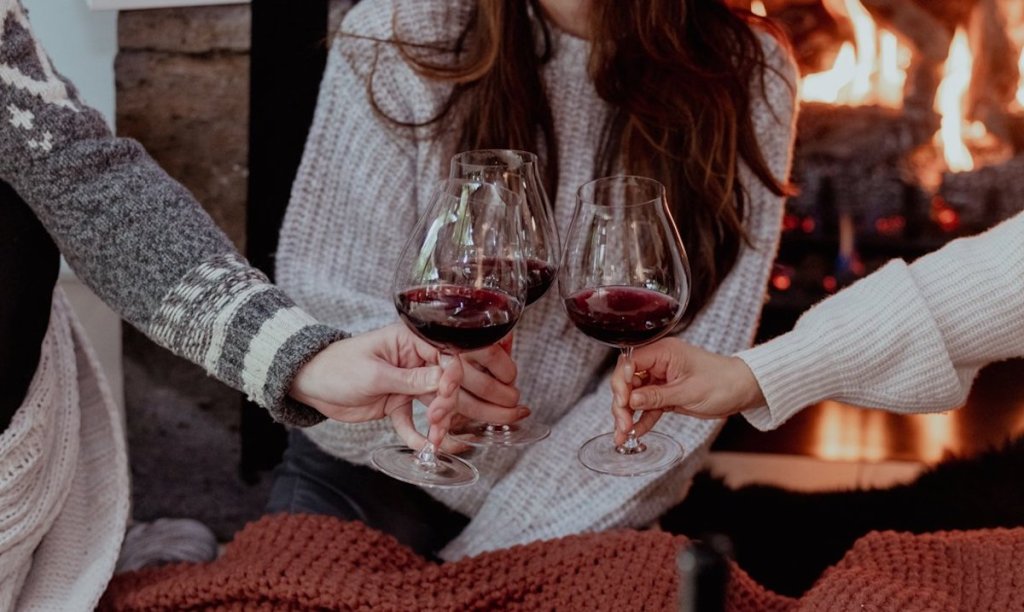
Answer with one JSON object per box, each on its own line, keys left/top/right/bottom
{"left": 447, "top": 150, "right": 559, "bottom": 447}
{"left": 372, "top": 179, "right": 527, "bottom": 487}
{"left": 559, "top": 175, "right": 691, "bottom": 476}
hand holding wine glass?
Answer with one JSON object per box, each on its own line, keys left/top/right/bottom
{"left": 372, "top": 178, "right": 528, "bottom": 488}
{"left": 289, "top": 322, "right": 465, "bottom": 428}
{"left": 607, "top": 338, "right": 766, "bottom": 431}
{"left": 559, "top": 175, "right": 691, "bottom": 477}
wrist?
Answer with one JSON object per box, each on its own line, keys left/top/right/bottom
{"left": 729, "top": 356, "right": 766, "bottom": 412}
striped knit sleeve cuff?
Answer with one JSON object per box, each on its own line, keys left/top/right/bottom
{"left": 146, "top": 253, "right": 346, "bottom": 426}
{"left": 735, "top": 330, "right": 839, "bottom": 431}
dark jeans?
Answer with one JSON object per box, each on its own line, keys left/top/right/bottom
{"left": 266, "top": 429, "right": 470, "bottom": 560}
{"left": 0, "top": 181, "right": 60, "bottom": 433}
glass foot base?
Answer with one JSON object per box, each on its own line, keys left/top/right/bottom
{"left": 370, "top": 445, "right": 479, "bottom": 488}
{"left": 577, "top": 431, "right": 683, "bottom": 476}
{"left": 449, "top": 419, "right": 551, "bottom": 447}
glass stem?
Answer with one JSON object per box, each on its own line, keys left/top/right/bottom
{"left": 623, "top": 345, "right": 634, "bottom": 369}
{"left": 623, "top": 347, "right": 635, "bottom": 433}
{"left": 618, "top": 346, "right": 647, "bottom": 455}
{"left": 485, "top": 333, "right": 517, "bottom": 431}
{"left": 415, "top": 429, "right": 439, "bottom": 470}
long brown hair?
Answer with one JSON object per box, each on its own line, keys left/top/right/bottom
{"left": 362, "top": 0, "right": 792, "bottom": 322}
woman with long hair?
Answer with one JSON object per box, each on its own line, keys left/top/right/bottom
{"left": 274, "top": 0, "right": 798, "bottom": 560}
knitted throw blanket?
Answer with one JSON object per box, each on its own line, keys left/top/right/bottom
{"left": 100, "top": 514, "right": 1024, "bottom": 611}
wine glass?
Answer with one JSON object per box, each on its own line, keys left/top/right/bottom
{"left": 371, "top": 179, "right": 528, "bottom": 487}
{"left": 559, "top": 175, "right": 691, "bottom": 476}
{"left": 446, "top": 150, "right": 559, "bottom": 447}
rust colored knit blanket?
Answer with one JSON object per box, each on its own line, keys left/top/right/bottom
{"left": 100, "top": 514, "right": 1024, "bottom": 611}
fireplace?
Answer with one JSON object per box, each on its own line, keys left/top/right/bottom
{"left": 716, "top": 0, "right": 1024, "bottom": 465}
{"left": 730, "top": 0, "right": 1024, "bottom": 333}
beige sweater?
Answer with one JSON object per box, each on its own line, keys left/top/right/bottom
{"left": 277, "top": 0, "right": 797, "bottom": 560}
{"left": 1, "top": 292, "right": 129, "bottom": 612}
{"left": 740, "top": 212, "right": 1024, "bottom": 430}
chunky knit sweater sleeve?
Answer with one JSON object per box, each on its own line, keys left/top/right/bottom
{"left": 440, "top": 35, "right": 798, "bottom": 560}
{"left": 739, "top": 211, "right": 1024, "bottom": 430}
{"left": 0, "top": 0, "right": 342, "bottom": 425}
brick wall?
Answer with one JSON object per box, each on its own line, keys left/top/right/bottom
{"left": 116, "top": 4, "right": 251, "bottom": 249}
{"left": 115, "top": 1, "right": 349, "bottom": 250}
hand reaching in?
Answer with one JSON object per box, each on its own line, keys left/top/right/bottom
{"left": 291, "top": 324, "right": 527, "bottom": 453}
{"left": 609, "top": 338, "right": 765, "bottom": 443}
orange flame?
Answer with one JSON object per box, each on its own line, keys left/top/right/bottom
{"left": 800, "top": 0, "right": 908, "bottom": 107}
{"left": 934, "top": 28, "right": 975, "bottom": 173}
{"left": 1017, "top": 48, "right": 1024, "bottom": 108}
{"left": 813, "top": 402, "right": 956, "bottom": 464}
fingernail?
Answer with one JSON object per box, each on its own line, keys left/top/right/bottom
{"left": 517, "top": 407, "right": 531, "bottom": 418}
{"left": 429, "top": 368, "right": 443, "bottom": 387}
{"left": 632, "top": 393, "right": 646, "bottom": 408}
{"left": 439, "top": 354, "right": 454, "bottom": 369}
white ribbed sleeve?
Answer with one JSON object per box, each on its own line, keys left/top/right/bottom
{"left": 739, "top": 212, "right": 1024, "bottom": 431}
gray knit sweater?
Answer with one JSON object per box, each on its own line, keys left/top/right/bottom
{"left": 277, "top": 0, "right": 798, "bottom": 559}
{"left": 0, "top": 0, "right": 341, "bottom": 425}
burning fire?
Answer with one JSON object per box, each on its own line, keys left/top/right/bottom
{"left": 813, "top": 401, "right": 956, "bottom": 464}
{"left": 934, "top": 29, "right": 976, "bottom": 173}
{"left": 1018, "top": 48, "right": 1024, "bottom": 108}
{"left": 800, "top": 0, "right": 908, "bottom": 107}
{"left": 799, "top": 1, "right": 1007, "bottom": 173}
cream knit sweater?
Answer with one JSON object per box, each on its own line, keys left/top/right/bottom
{"left": 277, "top": 0, "right": 797, "bottom": 560}
{"left": 0, "top": 292, "right": 129, "bottom": 612}
{"left": 740, "top": 212, "right": 1024, "bottom": 430}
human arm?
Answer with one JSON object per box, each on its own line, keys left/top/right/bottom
{"left": 735, "top": 211, "right": 1024, "bottom": 429}
{"left": 613, "top": 212, "right": 1024, "bottom": 428}
{"left": 438, "top": 34, "right": 798, "bottom": 560}
{"left": 0, "top": 0, "right": 470, "bottom": 429}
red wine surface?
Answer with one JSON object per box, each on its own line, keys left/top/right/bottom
{"left": 563, "top": 286, "right": 681, "bottom": 347}
{"left": 396, "top": 285, "right": 522, "bottom": 352}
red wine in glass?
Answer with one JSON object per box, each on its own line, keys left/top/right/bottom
{"left": 447, "top": 150, "right": 560, "bottom": 447}
{"left": 524, "top": 258, "right": 557, "bottom": 306}
{"left": 441, "top": 257, "right": 555, "bottom": 307}
{"left": 396, "top": 285, "right": 523, "bottom": 352}
{"left": 563, "top": 287, "right": 682, "bottom": 347}
{"left": 559, "top": 175, "right": 691, "bottom": 477}
{"left": 373, "top": 178, "right": 528, "bottom": 488}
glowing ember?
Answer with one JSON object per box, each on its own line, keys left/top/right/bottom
{"left": 934, "top": 28, "right": 975, "bottom": 173}
{"left": 751, "top": 0, "right": 767, "bottom": 17}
